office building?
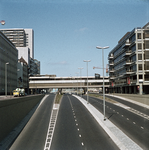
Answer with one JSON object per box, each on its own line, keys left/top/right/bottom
{"left": 108, "top": 22, "right": 149, "bottom": 94}
{"left": 17, "top": 57, "right": 29, "bottom": 92}
{"left": 0, "top": 28, "right": 34, "bottom": 59}
{"left": 30, "top": 58, "right": 40, "bottom": 76}
{"left": 0, "top": 31, "right": 18, "bottom": 95}
{"left": 0, "top": 28, "right": 40, "bottom": 75}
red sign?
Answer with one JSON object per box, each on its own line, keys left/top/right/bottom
{"left": 127, "top": 77, "right": 130, "bottom": 85}
{"left": 111, "top": 81, "right": 114, "bottom": 87}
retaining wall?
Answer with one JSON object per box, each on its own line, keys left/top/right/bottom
{"left": 0, "top": 95, "right": 44, "bottom": 142}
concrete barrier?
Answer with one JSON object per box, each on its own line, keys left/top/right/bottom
{"left": 0, "top": 95, "right": 44, "bottom": 142}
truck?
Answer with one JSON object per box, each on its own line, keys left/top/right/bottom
{"left": 13, "top": 88, "right": 25, "bottom": 97}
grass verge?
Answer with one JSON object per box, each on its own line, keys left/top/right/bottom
{"left": 55, "top": 93, "right": 63, "bottom": 104}
{"left": 88, "top": 93, "right": 117, "bottom": 104}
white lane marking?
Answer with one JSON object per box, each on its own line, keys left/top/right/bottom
{"left": 82, "top": 142, "right": 84, "bottom": 146}
{"left": 133, "top": 122, "right": 136, "bottom": 124}
{"left": 127, "top": 118, "right": 129, "bottom": 120}
{"left": 77, "top": 128, "right": 79, "bottom": 131}
{"left": 141, "top": 126, "right": 144, "bottom": 129}
{"left": 79, "top": 134, "right": 81, "bottom": 137}
{"left": 44, "top": 103, "right": 60, "bottom": 150}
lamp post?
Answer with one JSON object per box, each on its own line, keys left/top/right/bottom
{"left": 83, "top": 60, "right": 91, "bottom": 104}
{"left": 96, "top": 46, "right": 109, "bottom": 121}
{"left": 5, "top": 62, "right": 9, "bottom": 96}
{"left": 78, "top": 67, "right": 83, "bottom": 96}
{"left": 76, "top": 72, "right": 79, "bottom": 95}
{"left": 0, "top": 20, "right": 5, "bottom": 25}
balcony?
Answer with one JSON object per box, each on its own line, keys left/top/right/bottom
{"left": 108, "top": 55, "right": 114, "bottom": 60}
{"left": 125, "top": 70, "right": 134, "bottom": 75}
{"left": 110, "top": 76, "right": 115, "bottom": 80}
{"left": 109, "top": 62, "right": 114, "bottom": 66}
{"left": 123, "top": 50, "right": 131, "bottom": 57}
{"left": 109, "top": 69, "right": 115, "bottom": 73}
{"left": 122, "top": 42, "right": 130, "bottom": 48}
{"left": 124, "top": 61, "right": 132, "bottom": 66}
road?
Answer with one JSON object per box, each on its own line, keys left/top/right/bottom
{"left": 10, "top": 94, "right": 119, "bottom": 150}
{"left": 10, "top": 94, "right": 55, "bottom": 150}
{"left": 84, "top": 95, "right": 149, "bottom": 150}
{"left": 50, "top": 94, "right": 119, "bottom": 150}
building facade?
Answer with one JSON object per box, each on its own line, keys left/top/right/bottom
{"left": 108, "top": 22, "right": 149, "bottom": 94}
{"left": 29, "top": 58, "right": 40, "bottom": 76}
{"left": 0, "top": 31, "right": 18, "bottom": 95}
{"left": 0, "top": 28, "right": 40, "bottom": 76}
{"left": 0, "top": 28, "right": 34, "bottom": 58}
{"left": 17, "top": 57, "right": 29, "bottom": 93}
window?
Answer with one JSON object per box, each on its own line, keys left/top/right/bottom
{"left": 138, "top": 54, "right": 142, "bottom": 60}
{"left": 144, "top": 51, "right": 149, "bottom": 59}
{"left": 138, "top": 43, "right": 142, "bottom": 49}
{"left": 145, "top": 41, "right": 149, "bottom": 49}
{"left": 132, "top": 55, "right": 136, "bottom": 62}
{"left": 139, "top": 75, "right": 143, "bottom": 79}
{"left": 137, "top": 33, "right": 141, "bottom": 39}
{"left": 138, "top": 64, "right": 142, "bottom": 70}
{"left": 145, "top": 61, "right": 149, "bottom": 70}
{"left": 144, "top": 30, "right": 149, "bottom": 38}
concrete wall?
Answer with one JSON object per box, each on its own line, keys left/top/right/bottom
{"left": 0, "top": 95, "right": 44, "bottom": 142}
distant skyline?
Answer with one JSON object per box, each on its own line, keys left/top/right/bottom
{"left": 0, "top": 0, "right": 149, "bottom": 77}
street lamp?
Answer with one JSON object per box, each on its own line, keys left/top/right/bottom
{"left": 76, "top": 72, "right": 79, "bottom": 95}
{"left": 83, "top": 60, "right": 91, "bottom": 104}
{"left": 5, "top": 62, "right": 9, "bottom": 96}
{"left": 0, "top": 20, "right": 5, "bottom": 25}
{"left": 78, "top": 67, "right": 83, "bottom": 96}
{"left": 96, "top": 46, "right": 109, "bottom": 121}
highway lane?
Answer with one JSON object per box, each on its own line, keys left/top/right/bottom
{"left": 10, "top": 94, "right": 55, "bottom": 150}
{"left": 50, "top": 94, "right": 119, "bottom": 150}
{"left": 84, "top": 95, "right": 149, "bottom": 150}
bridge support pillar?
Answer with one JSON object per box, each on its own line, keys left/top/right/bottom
{"left": 58, "top": 88, "right": 62, "bottom": 94}
{"left": 83, "top": 87, "right": 87, "bottom": 94}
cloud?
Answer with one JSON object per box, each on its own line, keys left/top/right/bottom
{"left": 75, "top": 27, "right": 89, "bottom": 33}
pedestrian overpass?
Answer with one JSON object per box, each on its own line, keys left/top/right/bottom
{"left": 29, "top": 75, "right": 110, "bottom": 93}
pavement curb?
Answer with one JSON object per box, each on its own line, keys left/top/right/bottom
{"left": 106, "top": 94, "right": 149, "bottom": 109}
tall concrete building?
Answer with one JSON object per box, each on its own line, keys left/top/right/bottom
{"left": 0, "top": 28, "right": 34, "bottom": 59}
{"left": 0, "top": 28, "right": 40, "bottom": 76}
{"left": 0, "top": 31, "right": 18, "bottom": 95}
{"left": 108, "top": 22, "right": 149, "bottom": 94}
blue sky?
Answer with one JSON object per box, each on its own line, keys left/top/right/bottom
{"left": 0, "top": 0, "right": 149, "bottom": 77}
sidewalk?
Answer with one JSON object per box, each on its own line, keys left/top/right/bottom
{"left": 107, "top": 93, "right": 149, "bottom": 109}
{"left": 0, "top": 95, "right": 14, "bottom": 100}
{"left": 73, "top": 95, "right": 143, "bottom": 150}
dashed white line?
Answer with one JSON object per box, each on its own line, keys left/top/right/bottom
{"left": 141, "top": 126, "right": 144, "bottom": 129}
{"left": 79, "top": 134, "right": 81, "bottom": 137}
{"left": 81, "top": 142, "right": 84, "bottom": 146}
{"left": 127, "top": 118, "right": 129, "bottom": 120}
{"left": 133, "top": 122, "right": 136, "bottom": 124}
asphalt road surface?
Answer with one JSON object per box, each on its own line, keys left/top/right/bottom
{"left": 84, "top": 95, "right": 149, "bottom": 150}
{"left": 50, "top": 94, "right": 119, "bottom": 150}
{"left": 10, "top": 94, "right": 55, "bottom": 150}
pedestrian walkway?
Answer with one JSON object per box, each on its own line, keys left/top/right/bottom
{"left": 73, "top": 95, "right": 143, "bottom": 150}
{"left": 0, "top": 95, "right": 13, "bottom": 100}
{"left": 107, "top": 93, "right": 149, "bottom": 109}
